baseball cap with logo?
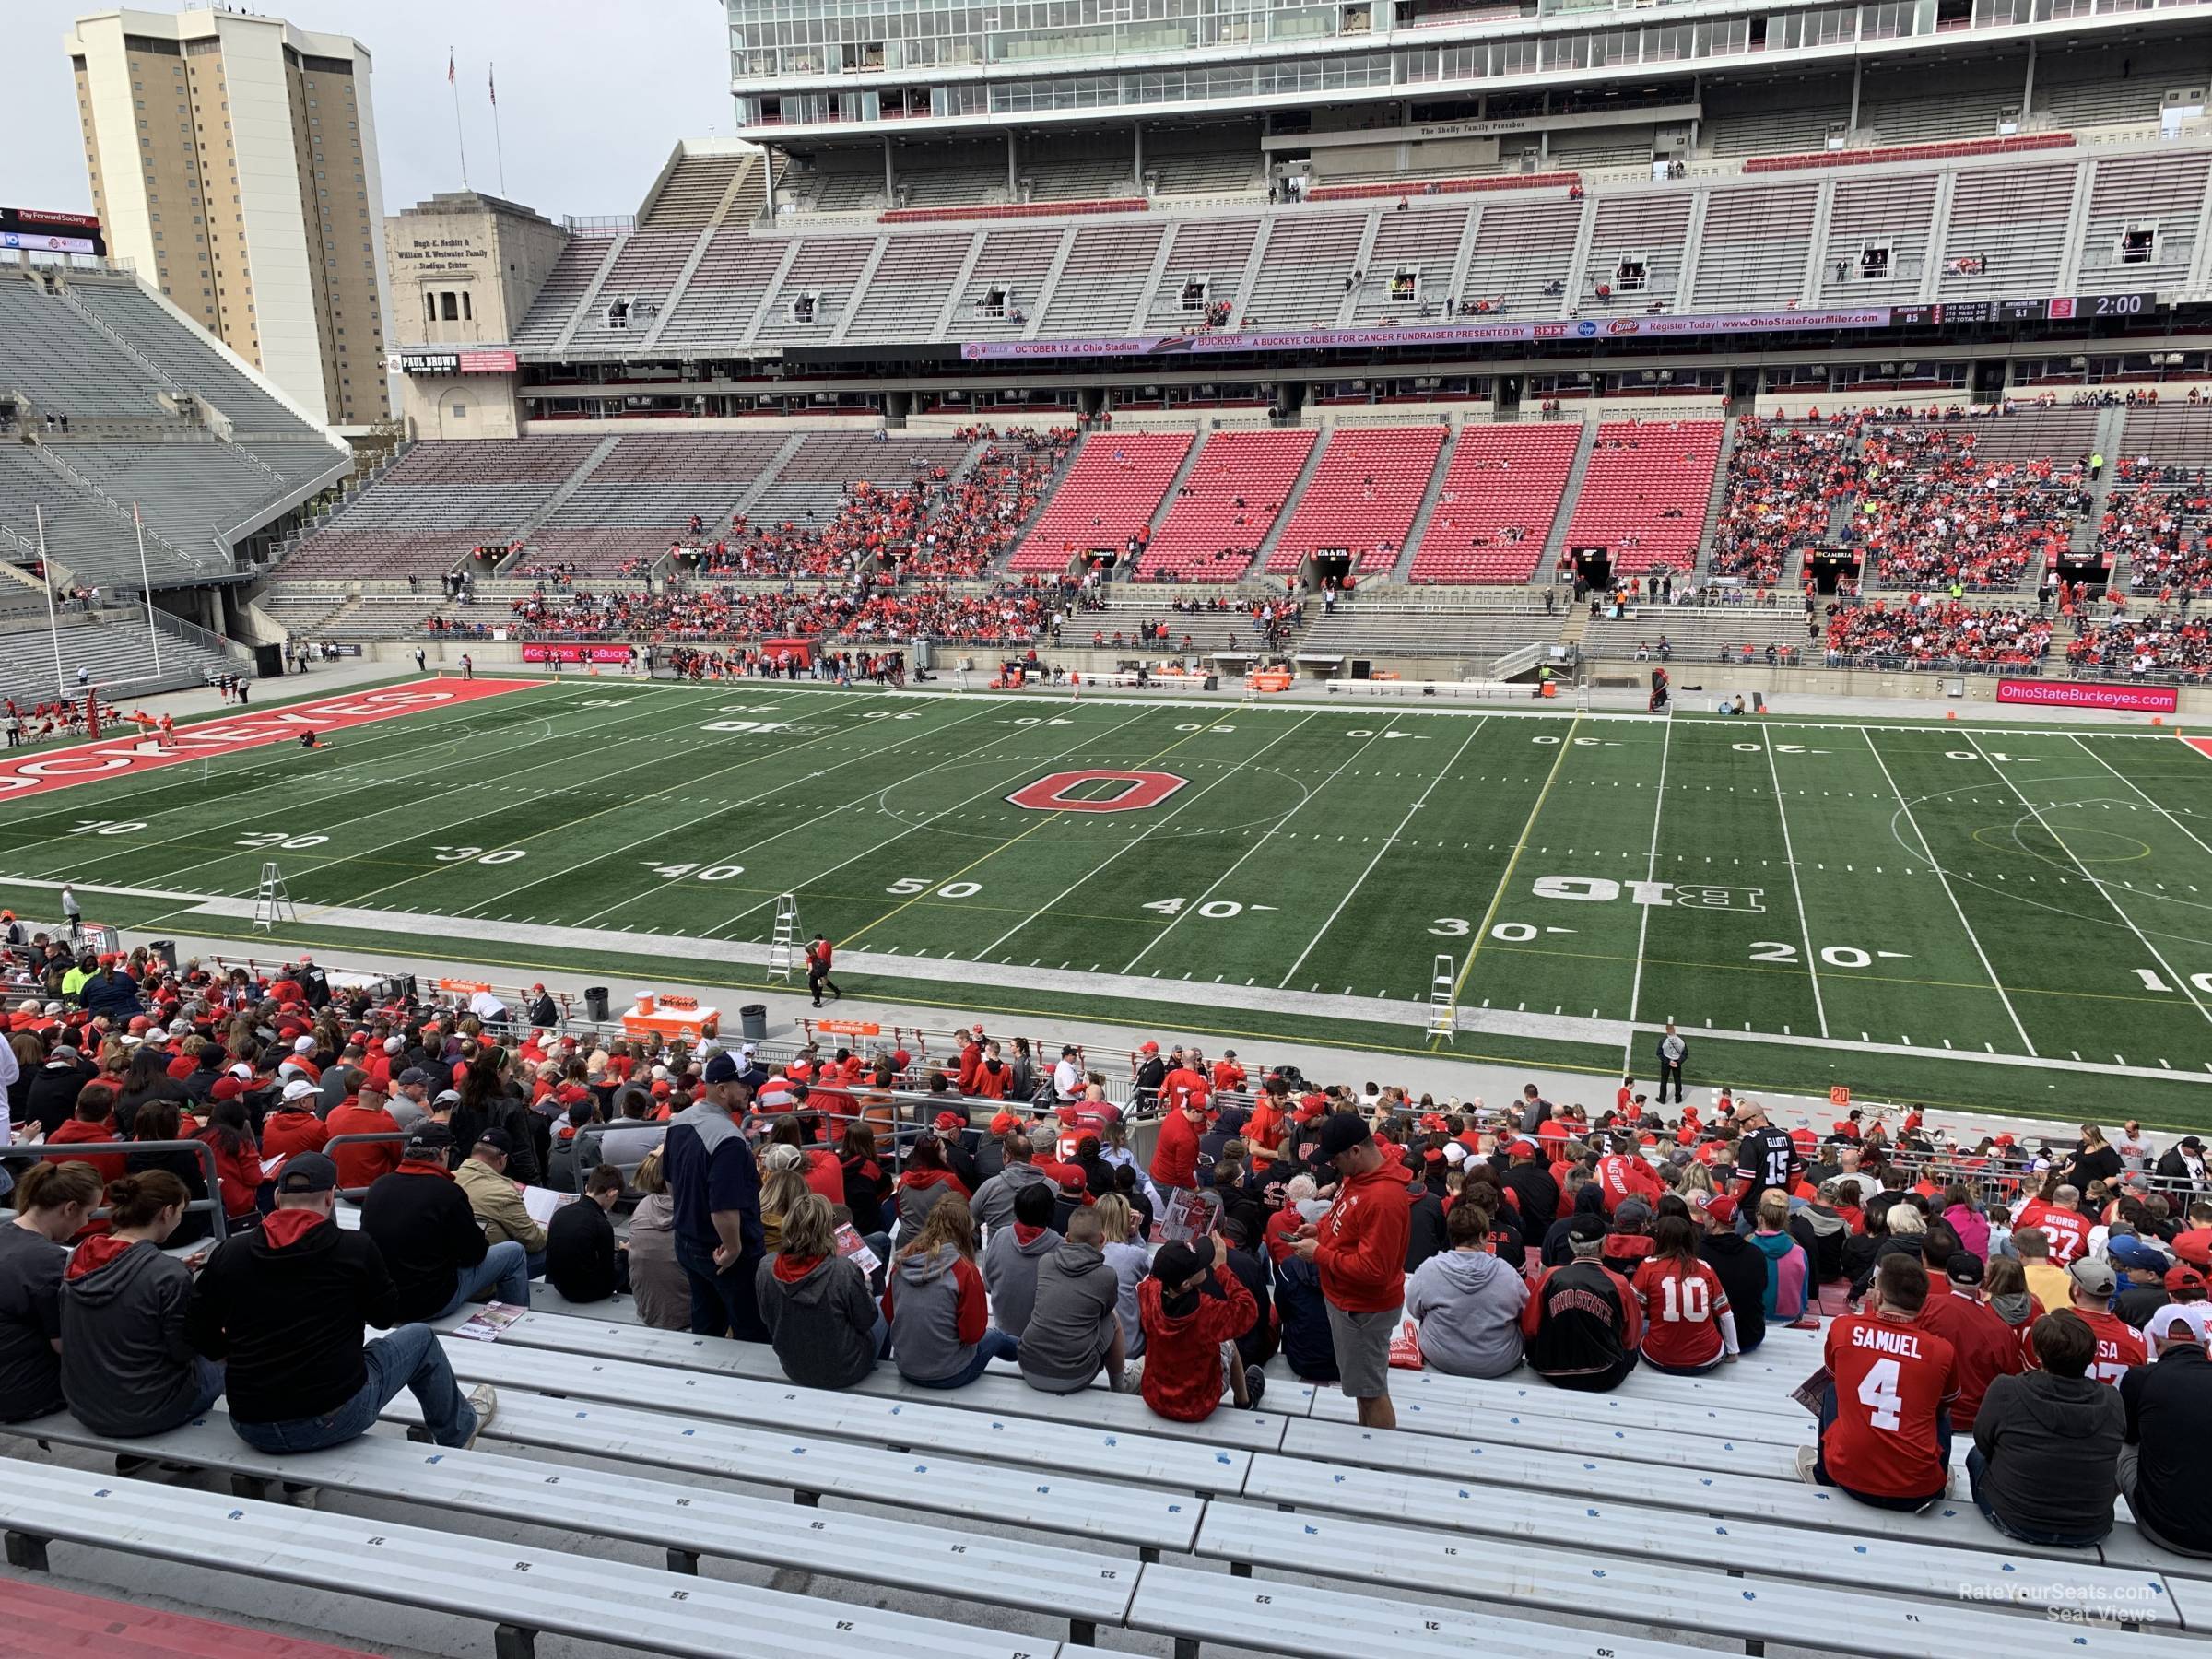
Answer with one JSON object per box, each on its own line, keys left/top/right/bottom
{"left": 274, "top": 1152, "right": 337, "bottom": 1194}
{"left": 2068, "top": 1257, "right": 2119, "bottom": 1299}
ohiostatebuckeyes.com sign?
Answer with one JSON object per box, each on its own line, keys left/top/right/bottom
{"left": 521, "top": 642, "right": 635, "bottom": 665}
{"left": 1995, "top": 678, "right": 2179, "bottom": 714}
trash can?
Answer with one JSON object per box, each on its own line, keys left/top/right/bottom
{"left": 740, "top": 1003, "right": 768, "bottom": 1042}
{"left": 583, "top": 985, "right": 611, "bottom": 1023}
{"left": 147, "top": 938, "right": 177, "bottom": 972}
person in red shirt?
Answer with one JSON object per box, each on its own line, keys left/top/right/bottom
{"left": 2028, "top": 1259, "right": 2148, "bottom": 1385}
{"left": 1293, "top": 1112, "right": 1412, "bottom": 1429}
{"left": 1138, "top": 1234, "right": 1261, "bottom": 1418}
{"left": 1595, "top": 1133, "right": 1663, "bottom": 1215}
{"left": 2016, "top": 1185, "right": 2092, "bottom": 1266}
{"left": 1632, "top": 1214, "right": 1738, "bottom": 1374}
{"left": 1210, "top": 1051, "right": 1246, "bottom": 1097}
{"left": 325, "top": 1085, "right": 403, "bottom": 1192}
{"left": 1243, "top": 1088, "right": 1288, "bottom": 1170}
{"left": 45, "top": 1083, "right": 127, "bottom": 1188}
{"left": 1149, "top": 1094, "right": 1205, "bottom": 1198}
{"left": 1912, "top": 1250, "right": 2024, "bottom": 1431}
{"left": 1160, "top": 1057, "right": 1209, "bottom": 1116}
{"left": 954, "top": 1027, "right": 986, "bottom": 1095}
{"left": 1803, "top": 1254, "right": 1959, "bottom": 1510}
{"left": 260, "top": 1081, "right": 332, "bottom": 1159}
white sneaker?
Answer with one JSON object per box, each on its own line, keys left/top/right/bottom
{"left": 1110, "top": 1367, "right": 1141, "bottom": 1394}
{"left": 1794, "top": 1446, "right": 1819, "bottom": 1486}
{"left": 461, "top": 1384, "right": 498, "bottom": 1451}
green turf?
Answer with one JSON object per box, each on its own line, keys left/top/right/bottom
{"left": 7, "top": 678, "right": 2212, "bottom": 1124}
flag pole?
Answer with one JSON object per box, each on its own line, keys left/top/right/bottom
{"left": 489, "top": 62, "right": 507, "bottom": 196}
{"left": 448, "top": 47, "right": 469, "bottom": 187}
{"left": 38, "top": 507, "right": 65, "bottom": 703}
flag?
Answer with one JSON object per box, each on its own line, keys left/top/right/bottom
{"left": 446, "top": 49, "right": 454, "bottom": 85}
{"left": 488, "top": 63, "right": 497, "bottom": 105}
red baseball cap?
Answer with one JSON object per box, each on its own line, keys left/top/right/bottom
{"left": 2168, "top": 1264, "right": 2207, "bottom": 1294}
{"left": 1704, "top": 1196, "right": 1739, "bottom": 1225}
{"left": 1508, "top": 1139, "right": 1537, "bottom": 1158}
{"left": 935, "top": 1111, "right": 965, "bottom": 1132}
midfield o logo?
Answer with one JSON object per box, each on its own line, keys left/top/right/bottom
{"left": 1008, "top": 769, "right": 1188, "bottom": 812}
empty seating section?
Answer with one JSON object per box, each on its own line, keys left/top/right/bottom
{"left": 1304, "top": 171, "right": 1579, "bottom": 202}
{"left": 62, "top": 277, "right": 327, "bottom": 440}
{"left": 1039, "top": 222, "right": 1166, "bottom": 334}
{"left": 1860, "top": 57, "right": 2030, "bottom": 146}
{"left": 1707, "top": 81, "right": 1854, "bottom": 159}
{"left": 1270, "top": 427, "right": 1447, "bottom": 574}
{"left": 510, "top": 233, "right": 618, "bottom": 347}
{"left": 256, "top": 586, "right": 353, "bottom": 635}
{"left": 278, "top": 440, "right": 600, "bottom": 581}
{"left": 1548, "top": 126, "right": 1655, "bottom": 171}
{"left": 0, "top": 276, "right": 170, "bottom": 420}
{"left": 761, "top": 236, "right": 877, "bottom": 342}
{"left": 809, "top": 161, "right": 889, "bottom": 215}
{"left": 1562, "top": 420, "right": 1724, "bottom": 575}
{"left": 1819, "top": 173, "right": 1937, "bottom": 302}
{"left": 1583, "top": 605, "right": 1812, "bottom": 661}
{"left": 1582, "top": 195, "right": 1690, "bottom": 311}
{"left": 1298, "top": 605, "right": 1555, "bottom": 659}
{"left": 883, "top": 198, "right": 1140, "bottom": 224}
{"left": 896, "top": 157, "right": 1014, "bottom": 210}
{"left": 1690, "top": 184, "right": 1814, "bottom": 310}
{"left": 1134, "top": 429, "right": 1314, "bottom": 582}
{"left": 1410, "top": 423, "right": 1582, "bottom": 583}
{"left": 1459, "top": 200, "right": 1583, "bottom": 315}
{"left": 55, "top": 442, "right": 288, "bottom": 556}
{"left": 0, "top": 610, "right": 232, "bottom": 701}
{"left": 533, "top": 433, "right": 787, "bottom": 574}
{"left": 1936, "top": 163, "right": 2077, "bottom": 300}
{"left": 1029, "top": 152, "right": 1138, "bottom": 202}
{"left": 0, "top": 447, "right": 172, "bottom": 586}
{"left": 1243, "top": 213, "right": 1367, "bottom": 328}
{"left": 1009, "top": 430, "right": 1192, "bottom": 571}
{"left": 1150, "top": 147, "right": 1264, "bottom": 195}
{"left": 568, "top": 230, "right": 700, "bottom": 347}
{"left": 1747, "top": 131, "right": 2075, "bottom": 173}
{"left": 843, "top": 234, "right": 973, "bottom": 343}
{"left": 1146, "top": 219, "right": 1259, "bottom": 328}
{"left": 640, "top": 150, "right": 746, "bottom": 230}
{"left": 2077, "top": 151, "right": 2209, "bottom": 289}
{"left": 2033, "top": 45, "right": 2167, "bottom": 128}
{"left": 655, "top": 228, "right": 782, "bottom": 349}
{"left": 1348, "top": 208, "right": 1467, "bottom": 323}
{"left": 2118, "top": 402, "right": 2212, "bottom": 468}
{"left": 958, "top": 228, "right": 1064, "bottom": 338}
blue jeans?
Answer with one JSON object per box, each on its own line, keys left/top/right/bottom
{"left": 675, "top": 1236, "right": 769, "bottom": 1342}
{"left": 229, "top": 1323, "right": 477, "bottom": 1453}
{"left": 1644, "top": 1353, "right": 1725, "bottom": 1376}
{"left": 434, "top": 1241, "right": 531, "bottom": 1318}
{"left": 1814, "top": 1382, "right": 1951, "bottom": 1510}
{"left": 906, "top": 1328, "right": 1019, "bottom": 1389}
{"left": 1966, "top": 1446, "right": 2111, "bottom": 1547}
{"left": 524, "top": 1250, "right": 547, "bottom": 1282}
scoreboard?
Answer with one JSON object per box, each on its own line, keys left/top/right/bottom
{"left": 1893, "top": 292, "right": 2158, "bottom": 326}
{"left": 0, "top": 207, "right": 104, "bottom": 258}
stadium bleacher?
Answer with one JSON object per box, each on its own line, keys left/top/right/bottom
{"left": 1134, "top": 429, "right": 1314, "bottom": 582}
{"left": 1561, "top": 420, "right": 1724, "bottom": 577}
{"left": 1009, "top": 430, "right": 1194, "bottom": 573}
{"left": 1409, "top": 424, "right": 1583, "bottom": 584}
{"left": 1269, "top": 426, "right": 1447, "bottom": 576}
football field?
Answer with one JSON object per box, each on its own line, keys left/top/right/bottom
{"left": 6, "top": 675, "right": 2212, "bottom": 1122}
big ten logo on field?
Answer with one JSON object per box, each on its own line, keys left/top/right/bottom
{"left": 1531, "top": 877, "right": 1768, "bottom": 911}
{"left": 1007, "top": 769, "right": 1189, "bottom": 813}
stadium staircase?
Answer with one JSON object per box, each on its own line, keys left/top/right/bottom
{"left": 1693, "top": 418, "right": 1742, "bottom": 575}
{"left": 1387, "top": 424, "right": 1463, "bottom": 583}
{"left": 1250, "top": 429, "right": 1333, "bottom": 572}
{"left": 1539, "top": 419, "right": 1601, "bottom": 576}
{"left": 492, "top": 436, "right": 624, "bottom": 571}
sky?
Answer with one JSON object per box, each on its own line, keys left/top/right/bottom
{"left": 6, "top": 0, "right": 735, "bottom": 223}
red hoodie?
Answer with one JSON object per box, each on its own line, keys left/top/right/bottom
{"left": 325, "top": 1100, "right": 401, "bottom": 1190}
{"left": 1150, "top": 1106, "right": 1201, "bottom": 1190}
{"left": 196, "top": 1127, "right": 264, "bottom": 1219}
{"left": 803, "top": 1147, "right": 844, "bottom": 1207}
{"left": 1138, "top": 1265, "right": 1256, "bottom": 1421}
{"left": 1315, "top": 1160, "right": 1412, "bottom": 1312}
{"left": 64, "top": 1232, "right": 143, "bottom": 1281}
{"left": 261, "top": 1108, "right": 330, "bottom": 1160}
{"left": 46, "top": 1117, "right": 126, "bottom": 1184}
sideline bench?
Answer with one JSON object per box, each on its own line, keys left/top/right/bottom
{"left": 374, "top": 1385, "right": 1204, "bottom": 1553}
{"left": 8, "top": 1410, "right": 1137, "bottom": 1643}
{"left": 0, "top": 1575, "right": 382, "bottom": 1659}
{"left": 447, "top": 1309, "right": 1298, "bottom": 1454}
{"left": 1194, "top": 1500, "right": 2171, "bottom": 1653}
{"left": 1237, "top": 1453, "right": 2173, "bottom": 1615}
{"left": 434, "top": 1336, "right": 1253, "bottom": 1494}
{"left": 0, "top": 1457, "right": 1063, "bottom": 1659}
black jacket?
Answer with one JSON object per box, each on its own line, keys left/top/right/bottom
{"left": 124, "top": 1145, "right": 214, "bottom": 1247}
{"left": 1974, "top": 1369, "right": 2124, "bottom": 1542}
{"left": 360, "top": 1168, "right": 488, "bottom": 1323}
{"left": 24, "top": 1058, "right": 94, "bottom": 1139}
{"left": 185, "top": 1212, "right": 399, "bottom": 1425}
{"left": 1502, "top": 1164, "right": 1559, "bottom": 1237}
{"left": 546, "top": 1199, "right": 619, "bottom": 1304}
{"left": 1403, "top": 1183, "right": 1449, "bottom": 1272}
{"left": 2122, "top": 1345, "right": 2212, "bottom": 1552}
{"left": 1698, "top": 1231, "right": 1770, "bottom": 1353}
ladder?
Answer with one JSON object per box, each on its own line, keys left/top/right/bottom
{"left": 768, "top": 892, "right": 800, "bottom": 981}
{"left": 253, "top": 862, "right": 296, "bottom": 933}
{"left": 1427, "top": 953, "right": 1457, "bottom": 1042}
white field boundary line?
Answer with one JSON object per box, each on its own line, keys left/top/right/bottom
{"left": 1277, "top": 715, "right": 1491, "bottom": 991}
{"left": 1623, "top": 707, "right": 1675, "bottom": 1062}
{"left": 701, "top": 705, "right": 1171, "bottom": 940}
{"left": 23, "top": 872, "right": 2209, "bottom": 1090}
{"left": 1122, "top": 716, "right": 1408, "bottom": 975}
{"left": 1860, "top": 728, "right": 2038, "bottom": 1056}
{"left": 0, "top": 683, "right": 573, "bottom": 871}
{"left": 317, "top": 697, "right": 997, "bottom": 924}
{"left": 1761, "top": 726, "right": 1830, "bottom": 1041}
{"left": 975, "top": 709, "right": 1326, "bottom": 961}
{"left": 119, "top": 690, "right": 714, "bottom": 927}
{"left": 1966, "top": 730, "right": 2212, "bottom": 1033}
{"left": 2070, "top": 733, "right": 2212, "bottom": 865}
{"left": 555, "top": 702, "right": 1032, "bottom": 931}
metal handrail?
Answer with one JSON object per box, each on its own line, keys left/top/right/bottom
{"left": 0, "top": 1135, "right": 230, "bottom": 1241}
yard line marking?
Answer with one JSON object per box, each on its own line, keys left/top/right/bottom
{"left": 979, "top": 710, "right": 1324, "bottom": 959}
{"left": 1277, "top": 717, "right": 1488, "bottom": 992}
{"left": 2069, "top": 733, "right": 2212, "bottom": 865}
{"left": 1440, "top": 713, "right": 1581, "bottom": 1024}
{"left": 1124, "top": 715, "right": 1406, "bottom": 974}
{"left": 1762, "top": 728, "right": 1829, "bottom": 1040}
{"left": 1861, "top": 728, "right": 2036, "bottom": 1056}
{"left": 711, "top": 706, "right": 1167, "bottom": 939}
{"left": 1967, "top": 731, "right": 2212, "bottom": 1031}
{"left": 1623, "top": 708, "right": 1675, "bottom": 1052}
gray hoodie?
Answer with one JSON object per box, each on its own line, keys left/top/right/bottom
{"left": 1404, "top": 1246, "right": 1530, "bottom": 1378}
{"left": 982, "top": 1221, "right": 1061, "bottom": 1337}
{"left": 755, "top": 1251, "right": 880, "bottom": 1390}
{"left": 59, "top": 1239, "right": 206, "bottom": 1437}
{"left": 1101, "top": 1238, "right": 1150, "bottom": 1358}
{"left": 626, "top": 1192, "right": 690, "bottom": 1332}
{"left": 887, "top": 1242, "right": 982, "bottom": 1384}
{"left": 971, "top": 1160, "right": 1051, "bottom": 1235}
{"left": 1019, "top": 1239, "right": 1122, "bottom": 1394}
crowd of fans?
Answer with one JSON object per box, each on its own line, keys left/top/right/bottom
{"left": 501, "top": 576, "right": 1075, "bottom": 648}
{"left": 1707, "top": 418, "right": 1860, "bottom": 585}
{"left": 1847, "top": 426, "right": 2089, "bottom": 592}
{"left": 2, "top": 928, "right": 2209, "bottom": 1553}
{"left": 1823, "top": 596, "right": 2054, "bottom": 667}
{"left": 2068, "top": 612, "right": 2212, "bottom": 681}
{"left": 2100, "top": 461, "right": 2212, "bottom": 596}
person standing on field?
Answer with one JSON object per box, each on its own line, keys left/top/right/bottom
{"left": 1656, "top": 1022, "right": 1688, "bottom": 1104}
{"left": 806, "top": 935, "right": 841, "bottom": 1008}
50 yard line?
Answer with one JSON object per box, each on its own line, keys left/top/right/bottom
{"left": 1762, "top": 728, "right": 1829, "bottom": 1039}
{"left": 1622, "top": 708, "right": 1674, "bottom": 1059}
{"left": 1862, "top": 727, "right": 2036, "bottom": 1055}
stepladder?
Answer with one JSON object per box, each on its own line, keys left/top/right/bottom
{"left": 1427, "top": 952, "right": 1456, "bottom": 1041}
{"left": 253, "top": 862, "right": 296, "bottom": 933}
{"left": 768, "top": 892, "right": 800, "bottom": 981}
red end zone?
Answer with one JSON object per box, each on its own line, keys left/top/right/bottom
{"left": 0, "top": 677, "right": 538, "bottom": 801}
{"left": 2185, "top": 736, "right": 2212, "bottom": 762}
